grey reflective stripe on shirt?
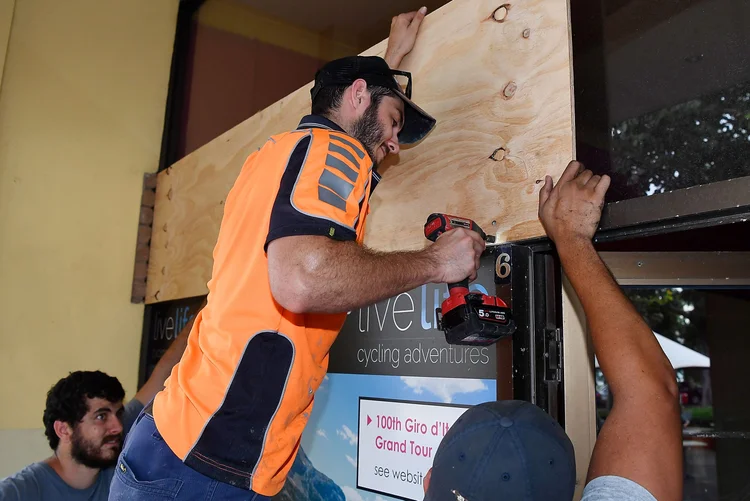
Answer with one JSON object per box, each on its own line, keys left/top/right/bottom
{"left": 325, "top": 154, "right": 359, "bottom": 183}
{"left": 581, "top": 476, "right": 657, "bottom": 501}
{"left": 330, "top": 134, "right": 365, "bottom": 159}
{"left": 319, "top": 169, "right": 355, "bottom": 200}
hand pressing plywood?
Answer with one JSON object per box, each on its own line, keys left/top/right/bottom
{"left": 147, "top": 0, "right": 574, "bottom": 304}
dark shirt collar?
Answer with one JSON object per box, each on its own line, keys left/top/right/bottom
{"left": 297, "top": 114, "right": 347, "bottom": 133}
{"left": 297, "top": 115, "right": 381, "bottom": 192}
{"left": 371, "top": 170, "right": 381, "bottom": 191}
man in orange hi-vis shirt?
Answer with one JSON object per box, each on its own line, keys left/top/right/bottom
{"left": 110, "top": 8, "right": 486, "bottom": 501}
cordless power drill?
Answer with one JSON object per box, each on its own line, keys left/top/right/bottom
{"left": 424, "top": 213, "right": 516, "bottom": 346}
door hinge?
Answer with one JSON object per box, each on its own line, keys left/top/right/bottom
{"left": 544, "top": 328, "right": 562, "bottom": 382}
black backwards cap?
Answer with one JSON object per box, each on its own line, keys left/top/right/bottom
{"left": 311, "top": 55, "right": 437, "bottom": 144}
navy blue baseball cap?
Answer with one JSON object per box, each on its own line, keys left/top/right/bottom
{"left": 425, "top": 400, "right": 576, "bottom": 501}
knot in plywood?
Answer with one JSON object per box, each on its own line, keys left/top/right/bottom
{"left": 489, "top": 147, "right": 507, "bottom": 161}
{"left": 491, "top": 4, "right": 511, "bottom": 22}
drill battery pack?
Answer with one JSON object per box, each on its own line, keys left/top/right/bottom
{"left": 436, "top": 292, "right": 516, "bottom": 346}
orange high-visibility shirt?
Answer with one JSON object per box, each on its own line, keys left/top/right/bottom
{"left": 153, "top": 115, "right": 378, "bottom": 496}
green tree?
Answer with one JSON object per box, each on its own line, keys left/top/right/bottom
{"left": 623, "top": 288, "right": 707, "bottom": 355}
{"left": 610, "top": 81, "right": 750, "bottom": 199}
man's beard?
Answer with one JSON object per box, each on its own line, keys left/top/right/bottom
{"left": 350, "top": 102, "right": 386, "bottom": 165}
{"left": 70, "top": 428, "right": 122, "bottom": 469}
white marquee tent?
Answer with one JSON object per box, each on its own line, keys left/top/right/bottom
{"left": 595, "top": 332, "right": 710, "bottom": 370}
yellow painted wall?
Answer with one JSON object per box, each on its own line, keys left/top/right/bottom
{"left": 0, "top": 0, "right": 178, "bottom": 473}
{"left": 0, "top": 0, "right": 16, "bottom": 89}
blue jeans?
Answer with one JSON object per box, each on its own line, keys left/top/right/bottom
{"left": 109, "top": 410, "right": 270, "bottom": 501}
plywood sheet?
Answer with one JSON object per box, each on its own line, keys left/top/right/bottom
{"left": 147, "top": 0, "right": 574, "bottom": 303}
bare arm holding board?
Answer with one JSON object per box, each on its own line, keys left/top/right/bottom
{"left": 540, "top": 162, "right": 682, "bottom": 501}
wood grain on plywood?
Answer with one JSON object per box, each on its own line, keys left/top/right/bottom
{"left": 147, "top": 0, "right": 574, "bottom": 303}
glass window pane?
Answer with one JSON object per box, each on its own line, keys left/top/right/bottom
{"left": 573, "top": 0, "right": 750, "bottom": 202}
{"left": 596, "top": 287, "right": 750, "bottom": 501}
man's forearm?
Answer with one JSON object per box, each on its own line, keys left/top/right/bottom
{"left": 133, "top": 314, "right": 192, "bottom": 404}
{"left": 556, "top": 238, "right": 676, "bottom": 396}
{"left": 538, "top": 163, "right": 682, "bottom": 500}
{"left": 385, "top": 52, "right": 402, "bottom": 69}
{"left": 152, "top": 328, "right": 189, "bottom": 378}
{"left": 272, "top": 239, "right": 437, "bottom": 314}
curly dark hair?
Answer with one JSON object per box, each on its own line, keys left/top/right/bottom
{"left": 43, "top": 371, "right": 125, "bottom": 450}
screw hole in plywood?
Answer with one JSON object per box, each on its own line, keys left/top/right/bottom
{"left": 503, "top": 81, "right": 517, "bottom": 99}
{"left": 491, "top": 4, "right": 510, "bottom": 22}
{"left": 489, "top": 147, "right": 506, "bottom": 161}
{"left": 522, "top": 28, "right": 531, "bottom": 38}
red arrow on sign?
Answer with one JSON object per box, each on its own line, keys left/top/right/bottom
{"left": 367, "top": 415, "right": 372, "bottom": 426}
